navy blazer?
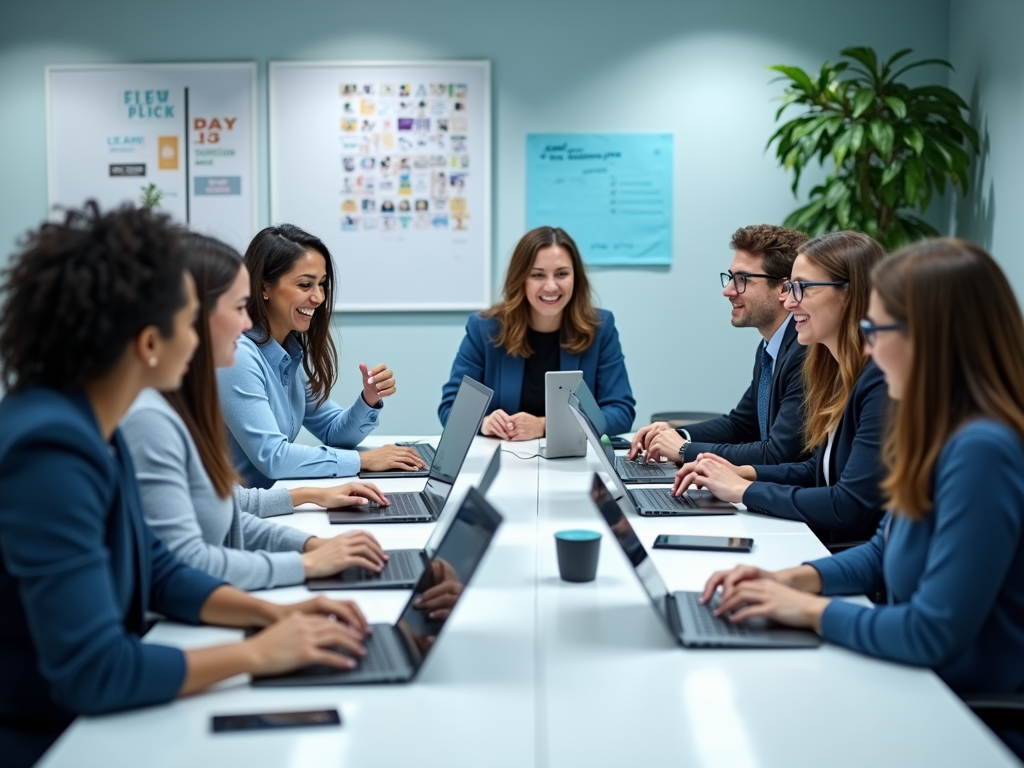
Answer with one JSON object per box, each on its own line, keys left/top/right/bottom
{"left": 0, "top": 387, "right": 223, "bottom": 766}
{"left": 682, "top": 317, "right": 808, "bottom": 465}
{"left": 743, "top": 360, "right": 890, "bottom": 544}
{"left": 438, "top": 309, "right": 636, "bottom": 435}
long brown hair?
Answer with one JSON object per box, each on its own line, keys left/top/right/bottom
{"left": 163, "top": 233, "right": 243, "bottom": 499}
{"left": 874, "top": 239, "right": 1024, "bottom": 519}
{"left": 244, "top": 225, "right": 337, "bottom": 405}
{"left": 799, "top": 231, "right": 886, "bottom": 451}
{"left": 482, "top": 226, "right": 598, "bottom": 356}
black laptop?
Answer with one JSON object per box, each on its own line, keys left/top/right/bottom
{"left": 252, "top": 487, "right": 504, "bottom": 686}
{"left": 328, "top": 375, "right": 492, "bottom": 524}
{"left": 568, "top": 399, "right": 735, "bottom": 516}
{"left": 614, "top": 453, "right": 678, "bottom": 484}
{"left": 590, "top": 475, "right": 820, "bottom": 649}
{"left": 308, "top": 446, "right": 501, "bottom": 590}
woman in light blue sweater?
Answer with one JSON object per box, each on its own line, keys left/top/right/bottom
{"left": 122, "top": 234, "right": 392, "bottom": 590}
{"left": 701, "top": 240, "right": 1024, "bottom": 754}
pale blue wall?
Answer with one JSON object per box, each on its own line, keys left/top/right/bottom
{"left": 0, "top": 0, "right": 951, "bottom": 435}
{"left": 949, "top": 0, "right": 1024, "bottom": 296}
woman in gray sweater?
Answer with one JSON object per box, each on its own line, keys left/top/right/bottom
{"left": 122, "top": 234, "right": 391, "bottom": 590}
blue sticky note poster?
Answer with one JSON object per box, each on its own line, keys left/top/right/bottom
{"left": 527, "top": 133, "right": 673, "bottom": 266}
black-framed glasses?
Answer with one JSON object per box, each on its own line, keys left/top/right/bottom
{"left": 781, "top": 280, "right": 849, "bottom": 303}
{"left": 860, "top": 318, "right": 906, "bottom": 345}
{"left": 720, "top": 271, "right": 786, "bottom": 294}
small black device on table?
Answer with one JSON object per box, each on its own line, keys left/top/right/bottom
{"left": 653, "top": 535, "right": 754, "bottom": 552}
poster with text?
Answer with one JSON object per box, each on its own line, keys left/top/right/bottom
{"left": 47, "top": 63, "right": 257, "bottom": 252}
{"left": 527, "top": 133, "right": 673, "bottom": 266}
{"left": 270, "top": 60, "right": 491, "bottom": 311}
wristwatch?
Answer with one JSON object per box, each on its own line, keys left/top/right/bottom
{"left": 677, "top": 436, "right": 691, "bottom": 460}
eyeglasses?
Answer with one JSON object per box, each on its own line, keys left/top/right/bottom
{"left": 720, "top": 271, "right": 785, "bottom": 294}
{"left": 781, "top": 280, "right": 849, "bottom": 303}
{"left": 860, "top": 318, "right": 906, "bottom": 345}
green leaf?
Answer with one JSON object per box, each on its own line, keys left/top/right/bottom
{"left": 889, "top": 58, "right": 955, "bottom": 83}
{"left": 869, "top": 119, "right": 895, "bottom": 158}
{"left": 850, "top": 123, "right": 866, "bottom": 153}
{"left": 884, "top": 96, "right": 907, "bottom": 119}
{"left": 824, "top": 178, "right": 849, "bottom": 207}
{"left": 852, "top": 88, "right": 875, "bottom": 118}
{"left": 767, "top": 64, "right": 816, "bottom": 94}
{"left": 880, "top": 48, "right": 914, "bottom": 79}
{"left": 904, "top": 127, "right": 924, "bottom": 155}
{"left": 841, "top": 47, "right": 880, "bottom": 78}
{"left": 881, "top": 160, "right": 903, "bottom": 188}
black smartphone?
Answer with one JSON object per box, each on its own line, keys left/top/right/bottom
{"left": 652, "top": 534, "right": 754, "bottom": 552}
{"left": 212, "top": 709, "right": 342, "bottom": 733}
{"left": 606, "top": 435, "right": 631, "bottom": 450}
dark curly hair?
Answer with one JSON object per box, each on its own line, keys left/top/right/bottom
{"left": 244, "top": 224, "right": 337, "bottom": 406}
{"left": 0, "top": 201, "right": 189, "bottom": 391}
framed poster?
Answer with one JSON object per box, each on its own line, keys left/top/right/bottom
{"left": 527, "top": 133, "right": 674, "bottom": 266}
{"left": 269, "top": 60, "right": 491, "bottom": 312}
{"left": 46, "top": 62, "right": 257, "bottom": 252}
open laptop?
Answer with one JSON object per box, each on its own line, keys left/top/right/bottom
{"left": 541, "top": 372, "right": 607, "bottom": 459}
{"left": 253, "top": 487, "right": 504, "bottom": 686}
{"left": 590, "top": 475, "right": 820, "bottom": 648}
{"left": 568, "top": 399, "right": 735, "bottom": 516}
{"left": 359, "top": 441, "right": 435, "bottom": 479}
{"left": 309, "top": 446, "right": 501, "bottom": 590}
{"left": 328, "top": 375, "right": 492, "bottom": 524}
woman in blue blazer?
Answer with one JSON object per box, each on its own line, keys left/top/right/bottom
{"left": 439, "top": 226, "right": 635, "bottom": 439}
{"left": 674, "top": 231, "right": 888, "bottom": 545}
{"left": 0, "top": 205, "right": 370, "bottom": 768}
{"left": 701, "top": 239, "right": 1024, "bottom": 758}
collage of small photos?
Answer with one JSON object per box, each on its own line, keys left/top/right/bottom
{"left": 339, "top": 81, "right": 471, "bottom": 233}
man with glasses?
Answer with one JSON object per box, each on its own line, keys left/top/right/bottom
{"left": 630, "top": 224, "right": 810, "bottom": 466}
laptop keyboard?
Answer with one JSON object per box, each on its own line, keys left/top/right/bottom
{"left": 414, "top": 444, "right": 436, "bottom": 465}
{"left": 336, "top": 627, "right": 404, "bottom": 673}
{"left": 683, "top": 591, "right": 753, "bottom": 637}
{"left": 634, "top": 487, "right": 699, "bottom": 512}
{"left": 364, "top": 493, "right": 429, "bottom": 518}
{"left": 348, "top": 550, "right": 422, "bottom": 582}
{"left": 616, "top": 457, "right": 673, "bottom": 478}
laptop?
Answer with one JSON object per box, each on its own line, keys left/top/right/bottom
{"left": 568, "top": 399, "right": 735, "bottom": 516}
{"left": 308, "top": 446, "right": 501, "bottom": 590}
{"left": 589, "top": 475, "right": 820, "bottom": 648}
{"left": 252, "top": 487, "right": 504, "bottom": 686}
{"left": 541, "top": 373, "right": 609, "bottom": 459}
{"left": 328, "top": 375, "right": 493, "bottom": 524}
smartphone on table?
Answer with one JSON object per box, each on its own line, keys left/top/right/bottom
{"left": 652, "top": 535, "right": 754, "bottom": 552}
{"left": 212, "top": 709, "right": 341, "bottom": 732}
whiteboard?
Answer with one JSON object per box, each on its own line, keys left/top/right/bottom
{"left": 46, "top": 63, "right": 258, "bottom": 253}
{"left": 269, "top": 60, "right": 491, "bottom": 312}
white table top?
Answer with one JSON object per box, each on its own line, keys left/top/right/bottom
{"left": 38, "top": 436, "right": 1021, "bottom": 768}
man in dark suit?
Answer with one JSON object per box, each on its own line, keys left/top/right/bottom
{"left": 629, "top": 225, "right": 809, "bottom": 465}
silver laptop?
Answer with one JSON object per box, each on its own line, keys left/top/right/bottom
{"left": 358, "top": 442, "right": 435, "bottom": 479}
{"left": 328, "top": 376, "right": 492, "bottom": 524}
{"left": 590, "top": 475, "right": 820, "bottom": 649}
{"left": 308, "top": 446, "right": 501, "bottom": 590}
{"left": 568, "top": 398, "right": 735, "bottom": 517}
{"left": 252, "top": 487, "right": 504, "bottom": 686}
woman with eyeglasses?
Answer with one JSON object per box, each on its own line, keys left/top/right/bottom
{"left": 699, "top": 239, "right": 1024, "bottom": 758}
{"left": 673, "top": 230, "right": 888, "bottom": 545}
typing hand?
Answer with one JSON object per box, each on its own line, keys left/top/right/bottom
{"left": 628, "top": 422, "right": 672, "bottom": 460}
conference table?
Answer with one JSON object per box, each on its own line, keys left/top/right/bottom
{"left": 38, "top": 436, "right": 1022, "bottom": 768}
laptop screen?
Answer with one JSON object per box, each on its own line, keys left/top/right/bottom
{"left": 423, "top": 446, "right": 501, "bottom": 557}
{"left": 567, "top": 398, "right": 636, "bottom": 510}
{"left": 589, "top": 474, "right": 674, "bottom": 632}
{"left": 394, "top": 487, "right": 503, "bottom": 672}
{"left": 572, "top": 379, "right": 608, "bottom": 436}
{"left": 423, "top": 376, "right": 493, "bottom": 512}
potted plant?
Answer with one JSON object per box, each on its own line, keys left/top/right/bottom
{"left": 767, "top": 46, "right": 978, "bottom": 249}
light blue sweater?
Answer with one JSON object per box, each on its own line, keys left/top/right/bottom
{"left": 121, "top": 389, "right": 311, "bottom": 590}
{"left": 217, "top": 332, "right": 382, "bottom": 488}
{"left": 810, "top": 419, "right": 1024, "bottom": 695}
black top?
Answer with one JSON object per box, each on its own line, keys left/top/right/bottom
{"left": 519, "top": 328, "right": 561, "bottom": 417}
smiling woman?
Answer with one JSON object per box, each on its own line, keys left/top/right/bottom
{"left": 438, "top": 226, "right": 636, "bottom": 441}
{"left": 217, "top": 224, "right": 425, "bottom": 488}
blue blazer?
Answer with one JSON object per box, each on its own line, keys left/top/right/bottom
{"left": 683, "top": 318, "right": 809, "bottom": 465}
{"left": 439, "top": 309, "right": 636, "bottom": 436}
{"left": 742, "top": 360, "right": 890, "bottom": 544}
{"left": 811, "top": 420, "right": 1024, "bottom": 697}
{"left": 0, "top": 387, "right": 223, "bottom": 766}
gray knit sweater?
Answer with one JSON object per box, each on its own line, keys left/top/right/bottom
{"left": 121, "top": 389, "right": 309, "bottom": 590}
